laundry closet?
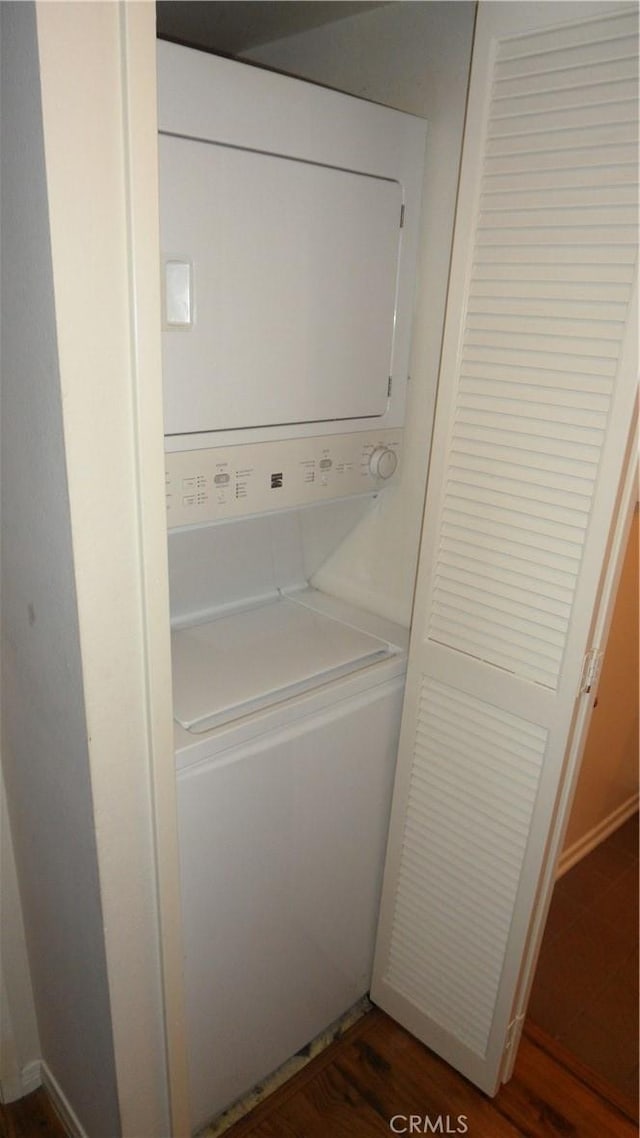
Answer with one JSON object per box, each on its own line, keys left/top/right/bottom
{"left": 156, "top": 0, "right": 639, "bottom": 1130}
{"left": 157, "top": 3, "right": 638, "bottom": 1131}
{"left": 1, "top": 5, "right": 636, "bottom": 1137}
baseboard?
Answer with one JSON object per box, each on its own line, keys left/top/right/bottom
{"left": 524, "top": 1019, "right": 638, "bottom": 1124}
{"left": 0, "top": 1058, "right": 42, "bottom": 1104}
{"left": 556, "top": 794, "right": 639, "bottom": 878}
{"left": 40, "top": 1061, "right": 89, "bottom": 1138}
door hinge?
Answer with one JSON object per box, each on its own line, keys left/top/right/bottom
{"left": 504, "top": 1014, "right": 525, "bottom": 1053}
{"left": 579, "top": 648, "right": 604, "bottom": 695}
{"left": 400, "top": 203, "right": 405, "bottom": 228}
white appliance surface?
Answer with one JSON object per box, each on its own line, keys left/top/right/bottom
{"left": 159, "top": 41, "right": 423, "bottom": 1134}
{"left": 165, "top": 430, "right": 401, "bottom": 528}
{"left": 158, "top": 41, "right": 427, "bottom": 452}
{"left": 167, "top": 498, "right": 377, "bottom": 627}
{"left": 175, "top": 592, "right": 407, "bottom": 1131}
{"left": 172, "top": 592, "right": 396, "bottom": 733}
{"left": 160, "top": 135, "right": 401, "bottom": 437}
{"left": 173, "top": 587, "right": 409, "bottom": 769}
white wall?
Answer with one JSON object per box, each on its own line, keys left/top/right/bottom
{"left": 245, "top": 1, "right": 476, "bottom": 626}
{"left": 1, "top": 4, "right": 185, "bottom": 1135}
{"left": 0, "top": 3, "right": 40, "bottom": 1106}
{"left": 0, "top": 5, "right": 120, "bottom": 1132}
{"left": 0, "top": 770, "right": 40, "bottom": 1103}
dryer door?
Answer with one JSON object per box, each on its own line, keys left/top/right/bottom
{"left": 159, "top": 134, "right": 402, "bottom": 436}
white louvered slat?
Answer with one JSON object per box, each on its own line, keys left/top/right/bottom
{"left": 449, "top": 464, "right": 592, "bottom": 514}
{"left": 453, "top": 419, "right": 604, "bottom": 457}
{"left": 494, "top": 35, "right": 636, "bottom": 81}
{"left": 484, "top": 142, "right": 638, "bottom": 177}
{"left": 481, "top": 182, "right": 638, "bottom": 208}
{"left": 488, "top": 99, "right": 637, "bottom": 139}
{"left": 373, "top": 1, "right": 638, "bottom": 1098}
{"left": 494, "top": 54, "right": 638, "bottom": 98}
{"left": 446, "top": 475, "right": 590, "bottom": 527}
{"left": 427, "top": 3, "right": 637, "bottom": 688}
{"left": 456, "top": 406, "right": 606, "bottom": 446}
{"left": 460, "top": 361, "right": 614, "bottom": 395}
{"left": 446, "top": 469, "right": 591, "bottom": 522}
{"left": 465, "top": 317, "right": 624, "bottom": 346}
{"left": 485, "top": 121, "right": 637, "bottom": 156}
{"left": 474, "top": 243, "right": 636, "bottom": 265}
{"left": 452, "top": 452, "right": 596, "bottom": 491}
{"left": 438, "top": 537, "right": 578, "bottom": 594}
{"left": 492, "top": 77, "right": 637, "bottom": 118}
{"left": 432, "top": 589, "right": 566, "bottom": 648}
{"left": 384, "top": 680, "right": 547, "bottom": 1055}
{"left": 467, "top": 297, "right": 628, "bottom": 321}
{"left": 458, "top": 375, "right": 612, "bottom": 411}
{"left": 435, "top": 556, "right": 573, "bottom": 618}
{"left": 448, "top": 447, "right": 596, "bottom": 494}
{"left": 441, "top": 523, "right": 581, "bottom": 583}
{"left": 450, "top": 434, "right": 600, "bottom": 480}
{"left": 476, "top": 225, "right": 637, "bottom": 248}
{"left": 479, "top": 206, "right": 637, "bottom": 230}
{"left": 482, "top": 165, "right": 638, "bottom": 195}
{"left": 496, "top": 9, "right": 638, "bottom": 62}
{"left": 469, "top": 278, "right": 633, "bottom": 301}
{"left": 461, "top": 350, "right": 614, "bottom": 384}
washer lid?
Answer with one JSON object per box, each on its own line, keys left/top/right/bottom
{"left": 172, "top": 596, "right": 393, "bottom": 734}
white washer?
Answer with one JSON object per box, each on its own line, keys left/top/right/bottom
{"left": 173, "top": 588, "right": 407, "bottom": 1131}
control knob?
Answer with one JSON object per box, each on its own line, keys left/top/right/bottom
{"left": 368, "top": 446, "right": 398, "bottom": 480}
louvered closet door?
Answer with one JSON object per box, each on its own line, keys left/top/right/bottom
{"left": 371, "top": 0, "right": 638, "bottom": 1095}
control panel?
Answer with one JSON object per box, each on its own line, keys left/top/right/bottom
{"left": 165, "top": 430, "right": 401, "bottom": 529}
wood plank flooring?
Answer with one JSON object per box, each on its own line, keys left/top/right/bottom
{"left": 527, "top": 813, "right": 638, "bottom": 1108}
{"left": 222, "top": 1008, "right": 637, "bottom": 1138}
{"left": 2, "top": 1009, "right": 636, "bottom": 1137}
{"left": 0, "top": 1086, "right": 67, "bottom": 1138}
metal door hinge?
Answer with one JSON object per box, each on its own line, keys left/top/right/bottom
{"left": 580, "top": 648, "right": 603, "bottom": 695}
{"left": 504, "top": 1014, "right": 525, "bottom": 1053}
{"left": 400, "top": 203, "right": 405, "bottom": 228}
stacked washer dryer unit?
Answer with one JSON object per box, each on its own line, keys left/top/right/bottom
{"left": 158, "top": 41, "right": 427, "bottom": 1133}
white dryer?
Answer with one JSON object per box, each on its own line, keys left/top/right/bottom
{"left": 173, "top": 588, "right": 408, "bottom": 1131}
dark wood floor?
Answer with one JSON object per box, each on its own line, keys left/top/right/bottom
{"left": 221, "top": 1009, "right": 637, "bottom": 1138}
{"left": 0, "top": 1085, "right": 67, "bottom": 1138}
{"left": 3, "top": 1008, "right": 636, "bottom": 1138}
{"left": 528, "top": 813, "right": 638, "bottom": 1108}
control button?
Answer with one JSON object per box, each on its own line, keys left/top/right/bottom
{"left": 182, "top": 477, "right": 196, "bottom": 490}
{"left": 182, "top": 494, "right": 196, "bottom": 507}
{"left": 319, "top": 458, "right": 333, "bottom": 470}
{"left": 214, "top": 473, "right": 230, "bottom": 485}
{"left": 368, "top": 446, "right": 398, "bottom": 480}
